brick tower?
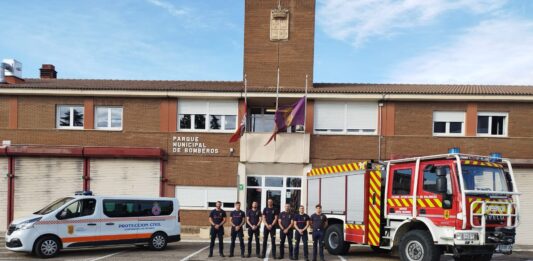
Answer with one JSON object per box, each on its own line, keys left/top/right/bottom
{"left": 243, "top": 0, "right": 316, "bottom": 88}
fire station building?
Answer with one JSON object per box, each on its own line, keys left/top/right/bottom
{"left": 1, "top": 0, "right": 533, "bottom": 245}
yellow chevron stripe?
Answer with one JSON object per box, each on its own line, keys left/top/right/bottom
{"left": 401, "top": 198, "right": 409, "bottom": 207}
{"left": 425, "top": 199, "right": 435, "bottom": 208}
{"left": 434, "top": 198, "right": 442, "bottom": 208}
{"left": 394, "top": 198, "right": 402, "bottom": 207}
{"left": 388, "top": 199, "right": 395, "bottom": 207}
{"left": 353, "top": 163, "right": 359, "bottom": 171}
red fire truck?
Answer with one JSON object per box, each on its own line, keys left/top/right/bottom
{"left": 306, "top": 153, "right": 519, "bottom": 261}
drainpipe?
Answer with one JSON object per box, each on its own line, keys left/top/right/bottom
{"left": 378, "top": 100, "right": 385, "bottom": 162}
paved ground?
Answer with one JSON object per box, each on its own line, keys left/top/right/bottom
{"left": 1, "top": 239, "right": 533, "bottom": 261}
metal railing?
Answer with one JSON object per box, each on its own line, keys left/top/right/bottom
{"left": 470, "top": 200, "right": 518, "bottom": 244}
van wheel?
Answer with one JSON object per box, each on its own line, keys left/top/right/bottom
{"left": 399, "top": 230, "right": 441, "bottom": 261}
{"left": 149, "top": 232, "right": 168, "bottom": 251}
{"left": 35, "top": 236, "right": 60, "bottom": 258}
{"left": 325, "top": 224, "right": 349, "bottom": 255}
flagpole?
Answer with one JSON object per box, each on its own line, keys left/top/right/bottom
{"left": 244, "top": 74, "right": 248, "bottom": 163}
{"left": 302, "top": 74, "right": 308, "bottom": 162}
{"left": 274, "top": 67, "right": 280, "bottom": 162}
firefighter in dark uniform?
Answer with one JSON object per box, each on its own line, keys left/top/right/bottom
{"left": 208, "top": 201, "right": 226, "bottom": 258}
{"left": 310, "top": 204, "right": 328, "bottom": 261}
{"left": 229, "top": 201, "right": 246, "bottom": 258}
{"left": 262, "top": 198, "right": 279, "bottom": 259}
{"left": 278, "top": 203, "right": 294, "bottom": 260}
{"left": 246, "top": 201, "right": 262, "bottom": 258}
{"left": 293, "top": 205, "right": 310, "bottom": 261}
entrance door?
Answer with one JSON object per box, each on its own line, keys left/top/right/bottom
{"left": 264, "top": 190, "right": 281, "bottom": 211}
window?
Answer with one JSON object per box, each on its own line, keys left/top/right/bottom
{"left": 95, "top": 106, "right": 123, "bottom": 130}
{"left": 102, "top": 200, "right": 173, "bottom": 217}
{"left": 314, "top": 101, "right": 377, "bottom": 134}
{"left": 178, "top": 100, "right": 237, "bottom": 132}
{"left": 392, "top": 169, "right": 412, "bottom": 195}
{"left": 175, "top": 186, "right": 237, "bottom": 210}
{"left": 57, "top": 199, "right": 96, "bottom": 220}
{"left": 477, "top": 112, "right": 508, "bottom": 136}
{"left": 103, "top": 200, "right": 137, "bottom": 217}
{"left": 423, "top": 165, "right": 452, "bottom": 194}
{"left": 137, "top": 200, "right": 173, "bottom": 216}
{"left": 432, "top": 111, "right": 465, "bottom": 136}
{"left": 246, "top": 176, "right": 302, "bottom": 212}
{"left": 56, "top": 105, "right": 84, "bottom": 129}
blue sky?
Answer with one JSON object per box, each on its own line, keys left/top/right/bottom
{"left": 1, "top": 0, "right": 533, "bottom": 85}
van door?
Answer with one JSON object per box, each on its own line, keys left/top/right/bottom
{"left": 57, "top": 198, "right": 98, "bottom": 247}
{"left": 101, "top": 199, "right": 145, "bottom": 243}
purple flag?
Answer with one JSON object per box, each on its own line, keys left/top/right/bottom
{"left": 265, "top": 96, "right": 306, "bottom": 145}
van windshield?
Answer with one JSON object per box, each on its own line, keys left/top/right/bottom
{"left": 34, "top": 197, "right": 75, "bottom": 215}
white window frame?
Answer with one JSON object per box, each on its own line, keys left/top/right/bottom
{"left": 175, "top": 186, "right": 238, "bottom": 210}
{"left": 95, "top": 106, "right": 123, "bottom": 131}
{"left": 177, "top": 100, "right": 237, "bottom": 133}
{"left": 313, "top": 101, "right": 378, "bottom": 135}
{"left": 245, "top": 175, "right": 302, "bottom": 210}
{"left": 476, "top": 112, "right": 508, "bottom": 137}
{"left": 56, "top": 105, "right": 84, "bottom": 129}
{"left": 432, "top": 111, "right": 465, "bottom": 137}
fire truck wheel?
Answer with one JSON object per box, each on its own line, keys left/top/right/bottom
{"left": 399, "top": 230, "right": 441, "bottom": 261}
{"left": 325, "top": 224, "right": 349, "bottom": 255}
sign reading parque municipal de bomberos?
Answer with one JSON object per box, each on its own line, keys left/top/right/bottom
{"left": 171, "top": 136, "right": 219, "bottom": 154}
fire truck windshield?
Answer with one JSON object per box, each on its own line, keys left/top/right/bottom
{"left": 461, "top": 165, "right": 510, "bottom": 192}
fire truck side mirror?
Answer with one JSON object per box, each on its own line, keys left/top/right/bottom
{"left": 436, "top": 175, "right": 447, "bottom": 194}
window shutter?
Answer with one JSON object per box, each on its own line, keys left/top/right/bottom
{"left": 314, "top": 101, "right": 345, "bottom": 130}
{"left": 178, "top": 100, "right": 208, "bottom": 114}
{"left": 208, "top": 100, "right": 238, "bottom": 115}
{"left": 433, "top": 111, "right": 465, "bottom": 122}
{"left": 176, "top": 187, "right": 206, "bottom": 208}
{"left": 346, "top": 102, "right": 378, "bottom": 131}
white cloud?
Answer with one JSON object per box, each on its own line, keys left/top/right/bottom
{"left": 388, "top": 18, "right": 533, "bottom": 85}
{"left": 318, "top": 0, "right": 507, "bottom": 46}
{"left": 146, "top": 0, "right": 188, "bottom": 17}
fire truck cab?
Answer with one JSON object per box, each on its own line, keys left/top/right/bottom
{"left": 306, "top": 153, "right": 519, "bottom": 261}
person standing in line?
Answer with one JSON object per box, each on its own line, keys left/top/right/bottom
{"left": 246, "top": 201, "right": 262, "bottom": 258}
{"left": 229, "top": 201, "right": 246, "bottom": 258}
{"left": 293, "top": 205, "right": 310, "bottom": 261}
{"left": 261, "top": 198, "right": 279, "bottom": 259}
{"left": 278, "top": 203, "right": 294, "bottom": 260}
{"left": 310, "top": 204, "right": 328, "bottom": 261}
{"left": 208, "top": 201, "right": 226, "bottom": 258}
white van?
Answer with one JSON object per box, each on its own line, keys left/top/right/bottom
{"left": 5, "top": 192, "right": 181, "bottom": 258}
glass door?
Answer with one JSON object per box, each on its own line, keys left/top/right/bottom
{"left": 246, "top": 175, "right": 302, "bottom": 213}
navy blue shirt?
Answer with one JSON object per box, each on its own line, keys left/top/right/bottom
{"left": 293, "top": 213, "right": 310, "bottom": 230}
{"left": 279, "top": 211, "right": 293, "bottom": 228}
{"left": 311, "top": 213, "right": 327, "bottom": 231}
{"left": 263, "top": 207, "right": 279, "bottom": 224}
{"left": 209, "top": 209, "right": 226, "bottom": 225}
{"left": 231, "top": 210, "right": 246, "bottom": 226}
{"left": 247, "top": 209, "right": 262, "bottom": 226}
